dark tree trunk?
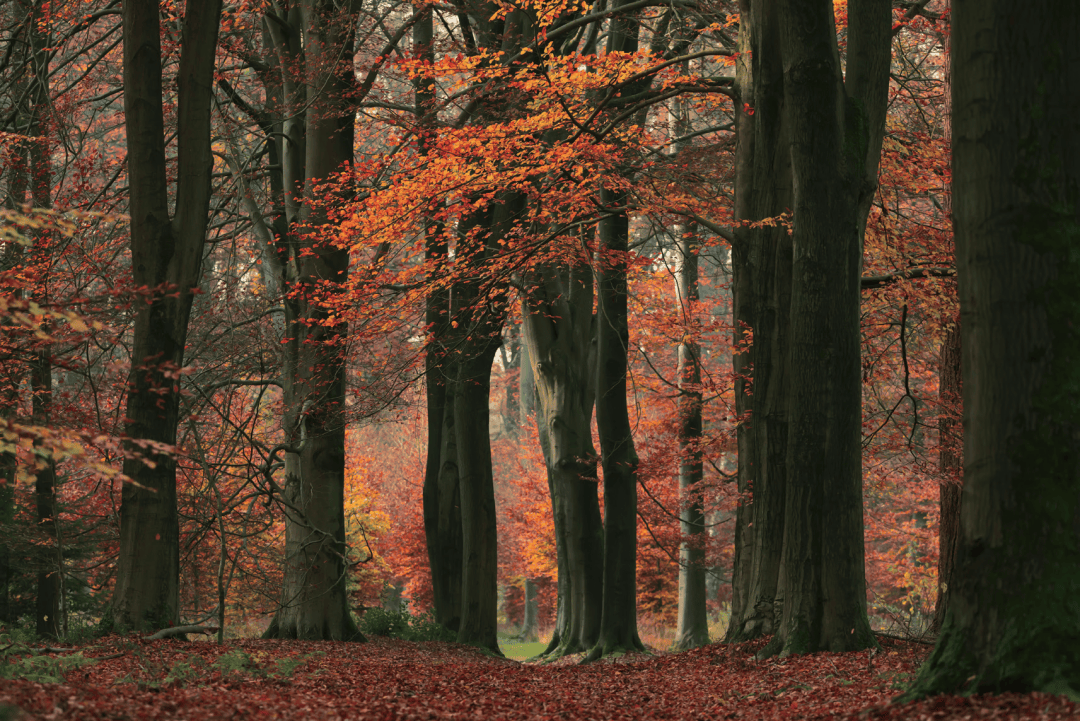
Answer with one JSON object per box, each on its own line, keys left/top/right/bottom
{"left": 932, "top": 322, "right": 960, "bottom": 634}
{"left": 452, "top": 329, "right": 502, "bottom": 652}
{"left": 112, "top": 0, "right": 221, "bottom": 631}
{"left": 521, "top": 261, "right": 602, "bottom": 656}
{"left": 416, "top": 6, "right": 464, "bottom": 635}
{"left": 263, "top": 0, "right": 361, "bottom": 641}
{"left": 902, "top": 1, "right": 1080, "bottom": 699}
{"left": 725, "top": 0, "right": 793, "bottom": 644}
{"left": 761, "top": 0, "right": 890, "bottom": 657}
{"left": 26, "top": 0, "right": 59, "bottom": 638}
{"left": 586, "top": 186, "right": 644, "bottom": 660}
{"left": 447, "top": 198, "right": 515, "bottom": 652}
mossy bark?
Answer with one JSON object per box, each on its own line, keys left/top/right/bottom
{"left": 901, "top": 0, "right": 1080, "bottom": 701}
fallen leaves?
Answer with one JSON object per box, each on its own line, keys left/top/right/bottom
{"left": 0, "top": 635, "right": 1076, "bottom": 720}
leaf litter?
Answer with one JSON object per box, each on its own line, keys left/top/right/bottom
{"left": 0, "top": 635, "right": 1077, "bottom": 720}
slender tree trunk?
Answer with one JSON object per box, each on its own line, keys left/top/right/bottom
{"left": 415, "top": 5, "right": 465, "bottom": 634}
{"left": 762, "top": 0, "right": 889, "bottom": 657}
{"left": 902, "top": 1, "right": 1080, "bottom": 699}
{"left": 518, "top": 577, "right": 540, "bottom": 642}
{"left": 673, "top": 218, "right": 709, "bottom": 651}
{"left": 443, "top": 200, "right": 515, "bottom": 652}
{"left": 932, "top": 322, "right": 960, "bottom": 634}
{"left": 112, "top": 0, "right": 222, "bottom": 631}
{"left": 25, "top": 0, "right": 59, "bottom": 638}
{"left": 586, "top": 186, "right": 644, "bottom": 660}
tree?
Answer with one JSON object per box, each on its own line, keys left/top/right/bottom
{"left": 724, "top": 0, "right": 793, "bottom": 644}
{"left": 902, "top": 0, "right": 1080, "bottom": 699}
{"left": 258, "top": 0, "right": 363, "bottom": 641}
{"left": 111, "top": 0, "right": 222, "bottom": 630}
{"left": 761, "top": 0, "right": 891, "bottom": 656}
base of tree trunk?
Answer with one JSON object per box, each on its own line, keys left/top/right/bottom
{"left": 899, "top": 614, "right": 1080, "bottom": 702}
{"left": 262, "top": 614, "right": 365, "bottom": 642}
{"left": 582, "top": 633, "right": 646, "bottom": 663}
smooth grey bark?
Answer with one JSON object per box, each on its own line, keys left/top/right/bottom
{"left": 725, "top": 0, "right": 793, "bottom": 644}
{"left": 521, "top": 259, "right": 602, "bottom": 656}
{"left": 672, "top": 219, "right": 709, "bottom": 651}
{"left": 111, "top": 0, "right": 222, "bottom": 631}
{"left": 518, "top": 577, "right": 540, "bottom": 642}
{"left": 902, "top": 0, "right": 1080, "bottom": 699}
{"left": 761, "top": 0, "right": 890, "bottom": 657}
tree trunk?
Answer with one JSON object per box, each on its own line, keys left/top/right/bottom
{"left": 26, "top": 0, "right": 59, "bottom": 638}
{"left": 452, "top": 330, "right": 502, "bottom": 652}
{"left": 518, "top": 577, "right": 540, "bottom": 642}
{"left": 521, "top": 260, "right": 603, "bottom": 656}
{"left": 762, "top": 0, "right": 889, "bottom": 657}
{"left": 586, "top": 186, "right": 644, "bottom": 660}
{"left": 442, "top": 201, "right": 512, "bottom": 653}
{"left": 725, "top": 0, "right": 793, "bottom": 644}
{"left": 932, "top": 322, "right": 960, "bottom": 634}
{"left": 672, "top": 219, "right": 709, "bottom": 651}
{"left": 263, "top": 0, "right": 361, "bottom": 641}
{"left": 416, "top": 5, "right": 464, "bottom": 635}
{"left": 112, "top": 0, "right": 221, "bottom": 631}
{"left": 902, "top": 1, "right": 1080, "bottom": 699}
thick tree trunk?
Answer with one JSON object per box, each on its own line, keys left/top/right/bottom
{"left": 112, "top": 0, "right": 221, "bottom": 631}
{"left": 725, "top": 0, "right": 793, "bottom": 644}
{"left": 453, "top": 332, "right": 502, "bottom": 652}
{"left": 586, "top": 187, "right": 644, "bottom": 660}
{"left": 902, "top": 1, "right": 1080, "bottom": 699}
{"left": 264, "top": 0, "right": 361, "bottom": 641}
{"left": 521, "top": 261, "right": 603, "bottom": 656}
{"left": 762, "top": 0, "right": 889, "bottom": 657}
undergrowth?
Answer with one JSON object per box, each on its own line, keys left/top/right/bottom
{"left": 359, "top": 608, "right": 457, "bottom": 643}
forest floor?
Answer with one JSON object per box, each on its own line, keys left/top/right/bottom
{"left": 1, "top": 634, "right": 1078, "bottom": 720}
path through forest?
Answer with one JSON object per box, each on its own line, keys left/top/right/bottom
{"left": 1, "top": 636, "right": 1077, "bottom": 719}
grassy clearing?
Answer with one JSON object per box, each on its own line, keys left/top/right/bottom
{"left": 499, "top": 640, "right": 548, "bottom": 661}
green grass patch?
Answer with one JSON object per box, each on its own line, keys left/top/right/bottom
{"left": 499, "top": 640, "right": 548, "bottom": 661}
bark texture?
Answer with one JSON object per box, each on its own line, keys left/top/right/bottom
{"left": 586, "top": 187, "right": 644, "bottom": 661}
{"left": 902, "top": 0, "right": 1080, "bottom": 699}
{"left": 417, "top": 6, "right": 464, "bottom": 634}
{"left": 726, "top": 0, "right": 793, "bottom": 644}
{"left": 672, "top": 219, "right": 708, "bottom": 651}
{"left": 762, "top": 0, "right": 890, "bottom": 657}
{"left": 263, "top": 0, "right": 361, "bottom": 641}
{"left": 112, "top": 0, "right": 222, "bottom": 631}
{"left": 932, "top": 322, "right": 961, "bottom": 633}
{"left": 521, "top": 260, "right": 602, "bottom": 656}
